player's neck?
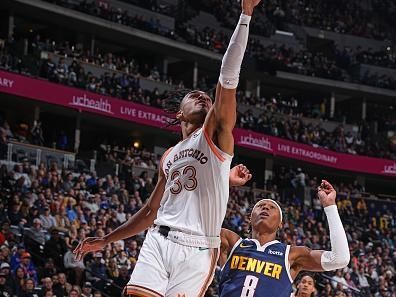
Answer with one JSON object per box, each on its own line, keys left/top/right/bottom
{"left": 181, "top": 121, "right": 202, "bottom": 139}
{"left": 251, "top": 230, "right": 277, "bottom": 246}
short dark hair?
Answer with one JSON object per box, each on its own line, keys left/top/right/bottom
{"left": 162, "top": 88, "right": 192, "bottom": 126}
{"left": 162, "top": 87, "right": 215, "bottom": 127}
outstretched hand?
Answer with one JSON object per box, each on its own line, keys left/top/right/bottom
{"left": 230, "top": 164, "right": 252, "bottom": 186}
{"left": 317, "top": 179, "right": 337, "bottom": 207}
{"left": 242, "top": 0, "right": 262, "bottom": 16}
{"left": 73, "top": 237, "right": 107, "bottom": 261}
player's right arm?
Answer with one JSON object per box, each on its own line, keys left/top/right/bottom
{"left": 73, "top": 164, "right": 166, "bottom": 261}
{"left": 219, "top": 228, "right": 241, "bottom": 267}
{"left": 203, "top": 0, "right": 261, "bottom": 156}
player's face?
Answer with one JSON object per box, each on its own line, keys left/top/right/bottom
{"left": 178, "top": 90, "right": 212, "bottom": 123}
{"left": 298, "top": 276, "right": 315, "bottom": 296}
{"left": 251, "top": 200, "right": 281, "bottom": 233}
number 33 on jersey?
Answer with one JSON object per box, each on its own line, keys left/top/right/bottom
{"left": 155, "top": 128, "right": 232, "bottom": 237}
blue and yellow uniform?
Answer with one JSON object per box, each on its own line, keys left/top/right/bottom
{"left": 219, "top": 238, "right": 293, "bottom": 297}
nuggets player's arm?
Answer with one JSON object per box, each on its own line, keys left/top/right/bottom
{"left": 204, "top": 84, "right": 236, "bottom": 155}
{"left": 103, "top": 167, "right": 166, "bottom": 244}
{"left": 289, "top": 180, "right": 350, "bottom": 277}
{"left": 289, "top": 247, "right": 326, "bottom": 277}
{"left": 219, "top": 228, "right": 241, "bottom": 267}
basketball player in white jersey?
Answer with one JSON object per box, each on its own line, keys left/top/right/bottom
{"left": 74, "top": 0, "right": 261, "bottom": 295}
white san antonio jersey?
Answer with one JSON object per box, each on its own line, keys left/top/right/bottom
{"left": 155, "top": 127, "right": 233, "bottom": 237}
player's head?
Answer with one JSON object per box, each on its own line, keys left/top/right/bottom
{"left": 295, "top": 273, "right": 316, "bottom": 297}
{"left": 250, "top": 199, "right": 283, "bottom": 234}
{"left": 176, "top": 90, "right": 212, "bottom": 125}
{"left": 163, "top": 89, "right": 213, "bottom": 127}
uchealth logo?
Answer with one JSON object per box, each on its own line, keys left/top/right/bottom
{"left": 383, "top": 163, "right": 396, "bottom": 175}
{"left": 70, "top": 94, "right": 113, "bottom": 114}
{"left": 239, "top": 133, "right": 273, "bottom": 152}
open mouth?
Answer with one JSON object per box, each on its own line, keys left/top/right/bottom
{"left": 258, "top": 211, "right": 270, "bottom": 218}
{"left": 196, "top": 102, "right": 209, "bottom": 109}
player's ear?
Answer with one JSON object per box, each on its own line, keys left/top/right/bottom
{"left": 278, "top": 221, "right": 283, "bottom": 230}
{"left": 176, "top": 110, "right": 184, "bottom": 122}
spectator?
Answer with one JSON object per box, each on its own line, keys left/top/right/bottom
{"left": 331, "top": 269, "right": 349, "bottom": 290}
{"left": 40, "top": 207, "right": 57, "bottom": 230}
{"left": 113, "top": 265, "right": 129, "bottom": 295}
{"left": 17, "top": 252, "right": 38, "bottom": 285}
{"left": 10, "top": 243, "right": 26, "bottom": 271}
{"left": 87, "top": 253, "right": 106, "bottom": 290}
{"left": 0, "top": 263, "right": 13, "bottom": 291}
{"left": 24, "top": 218, "right": 46, "bottom": 247}
{"left": 53, "top": 273, "right": 72, "bottom": 297}
{"left": 64, "top": 241, "right": 85, "bottom": 285}
{"left": 41, "top": 277, "right": 54, "bottom": 296}
{"left": 0, "top": 271, "right": 13, "bottom": 297}
{"left": 291, "top": 168, "right": 306, "bottom": 188}
{"left": 37, "top": 258, "right": 58, "bottom": 280}
{"left": 20, "top": 278, "right": 36, "bottom": 297}
{"left": 44, "top": 230, "right": 68, "bottom": 270}
{"left": 81, "top": 281, "right": 93, "bottom": 297}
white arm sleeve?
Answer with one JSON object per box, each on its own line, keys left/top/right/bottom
{"left": 219, "top": 13, "right": 251, "bottom": 89}
{"left": 320, "top": 205, "right": 350, "bottom": 271}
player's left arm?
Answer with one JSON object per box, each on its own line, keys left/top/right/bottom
{"left": 289, "top": 180, "right": 350, "bottom": 275}
{"left": 204, "top": 0, "right": 261, "bottom": 155}
{"left": 219, "top": 228, "right": 241, "bottom": 267}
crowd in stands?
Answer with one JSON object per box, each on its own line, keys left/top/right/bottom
{"left": 237, "top": 94, "right": 396, "bottom": 160}
{"left": 278, "top": 0, "right": 392, "bottom": 41}
{"left": 0, "top": 143, "right": 395, "bottom": 297}
{"left": 40, "top": 0, "right": 396, "bottom": 90}
{"left": 249, "top": 42, "right": 396, "bottom": 90}
{"left": 198, "top": 0, "right": 394, "bottom": 41}
{"left": 48, "top": 0, "right": 174, "bottom": 37}
{"left": 122, "top": 0, "right": 176, "bottom": 17}
{"left": 1, "top": 38, "right": 395, "bottom": 160}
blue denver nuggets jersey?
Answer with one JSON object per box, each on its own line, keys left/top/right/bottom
{"left": 219, "top": 238, "right": 293, "bottom": 297}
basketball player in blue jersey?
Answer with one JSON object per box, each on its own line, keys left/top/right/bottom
{"left": 74, "top": 0, "right": 260, "bottom": 296}
{"left": 219, "top": 180, "right": 350, "bottom": 297}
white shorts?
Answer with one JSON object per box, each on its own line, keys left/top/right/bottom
{"left": 125, "top": 227, "right": 219, "bottom": 297}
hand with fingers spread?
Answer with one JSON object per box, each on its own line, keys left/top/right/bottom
{"left": 317, "top": 179, "right": 337, "bottom": 207}
{"left": 73, "top": 237, "right": 107, "bottom": 261}
{"left": 230, "top": 164, "right": 252, "bottom": 186}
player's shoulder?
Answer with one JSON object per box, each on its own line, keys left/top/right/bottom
{"left": 239, "top": 238, "right": 256, "bottom": 247}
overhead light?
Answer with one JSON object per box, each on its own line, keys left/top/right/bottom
{"left": 133, "top": 141, "right": 141, "bottom": 149}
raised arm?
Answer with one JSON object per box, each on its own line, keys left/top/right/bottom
{"left": 204, "top": 0, "right": 261, "bottom": 155}
{"left": 289, "top": 180, "right": 350, "bottom": 277}
{"left": 73, "top": 157, "right": 167, "bottom": 260}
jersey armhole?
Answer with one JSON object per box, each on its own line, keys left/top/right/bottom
{"left": 202, "top": 126, "right": 233, "bottom": 162}
{"left": 285, "top": 245, "right": 293, "bottom": 283}
{"left": 221, "top": 238, "right": 243, "bottom": 271}
{"left": 159, "top": 147, "right": 173, "bottom": 178}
